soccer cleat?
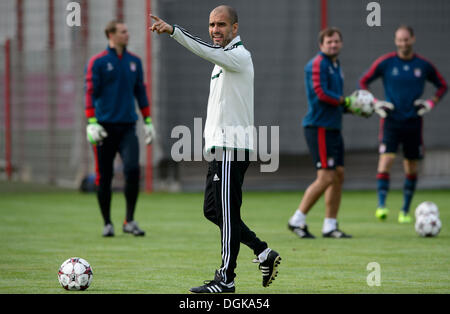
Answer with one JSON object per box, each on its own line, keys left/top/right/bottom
{"left": 189, "top": 270, "right": 235, "bottom": 294}
{"left": 398, "top": 212, "right": 412, "bottom": 224}
{"left": 102, "top": 223, "right": 115, "bottom": 237}
{"left": 375, "top": 207, "right": 389, "bottom": 221}
{"left": 123, "top": 220, "right": 145, "bottom": 236}
{"left": 288, "top": 223, "right": 315, "bottom": 238}
{"left": 322, "top": 224, "right": 352, "bottom": 238}
{"left": 256, "top": 249, "right": 281, "bottom": 287}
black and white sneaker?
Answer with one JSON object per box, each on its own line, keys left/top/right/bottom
{"left": 123, "top": 220, "right": 145, "bottom": 236}
{"left": 102, "top": 223, "right": 114, "bottom": 237}
{"left": 189, "top": 270, "right": 235, "bottom": 294}
{"left": 322, "top": 225, "right": 352, "bottom": 238}
{"left": 288, "top": 223, "right": 315, "bottom": 238}
{"left": 255, "top": 249, "right": 281, "bottom": 287}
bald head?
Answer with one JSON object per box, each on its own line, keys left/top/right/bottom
{"left": 211, "top": 5, "right": 238, "bottom": 25}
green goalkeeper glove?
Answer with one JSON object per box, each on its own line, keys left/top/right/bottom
{"left": 86, "top": 117, "right": 108, "bottom": 145}
{"left": 344, "top": 91, "right": 363, "bottom": 115}
{"left": 143, "top": 117, "right": 155, "bottom": 145}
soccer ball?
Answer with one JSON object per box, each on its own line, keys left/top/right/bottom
{"left": 353, "top": 89, "right": 374, "bottom": 116}
{"left": 415, "top": 201, "right": 439, "bottom": 219}
{"left": 58, "top": 257, "right": 93, "bottom": 291}
{"left": 415, "top": 214, "right": 441, "bottom": 237}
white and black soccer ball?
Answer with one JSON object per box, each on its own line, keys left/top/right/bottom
{"left": 58, "top": 257, "right": 93, "bottom": 291}
{"left": 415, "top": 201, "right": 439, "bottom": 219}
{"left": 415, "top": 214, "right": 441, "bottom": 237}
{"left": 354, "top": 90, "right": 375, "bottom": 116}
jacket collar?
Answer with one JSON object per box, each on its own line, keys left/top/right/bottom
{"left": 224, "top": 35, "right": 242, "bottom": 49}
{"left": 319, "top": 51, "right": 339, "bottom": 65}
{"left": 319, "top": 51, "right": 331, "bottom": 59}
{"left": 107, "top": 45, "right": 127, "bottom": 56}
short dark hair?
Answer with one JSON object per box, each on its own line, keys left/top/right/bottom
{"left": 214, "top": 5, "right": 238, "bottom": 24}
{"left": 104, "top": 20, "right": 124, "bottom": 39}
{"left": 226, "top": 6, "right": 238, "bottom": 24}
{"left": 395, "top": 25, "right": 414, "bottom": 37}
{"left": 318, "top": 27, "right": 343, "bottom": 44}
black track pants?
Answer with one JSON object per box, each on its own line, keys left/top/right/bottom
{"left": 203, "top": 149, "right": 268, "bottom": 284}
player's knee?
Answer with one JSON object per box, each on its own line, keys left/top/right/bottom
{"left": 378, "top": 154, "right": 395, "bottom": 172}
{"left": 317, "top": 170, "right": 335, "bottom": 186}
{"left": 97, "top": 172, "right": 113, "bottom": 186}
{"left": 203, "top": 208, "right": 218, "bottom": 224}
{"left": 403, "top": 159, "right": 419, "bottom": 175}
{"left": 204, "top": 212, "right": 217, "bottom": 224}
{"left": 336, "top": 167, "right": 345, "bottom": 184}
{"left": 124, "top": 166, "right": 140, "bottom": 183}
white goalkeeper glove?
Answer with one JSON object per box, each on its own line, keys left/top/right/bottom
{"left": 143, "top": 117, "right": 155, "bottom": 145}
{"left": 414, "top": 99, "right": 435, "bottom": 116}
{"left": 86, "top": 117, "right": 108, "bottom": 145}
{"left": 373, "top": 98, "right": 394, "bottom": 118}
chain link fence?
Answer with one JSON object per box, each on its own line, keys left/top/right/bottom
{"left": 1, "top": 0, "right": 449, "bottom": 191}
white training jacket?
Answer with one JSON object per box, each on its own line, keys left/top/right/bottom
{"left": 171, "top": 25, "right": 254, "bottom": 152}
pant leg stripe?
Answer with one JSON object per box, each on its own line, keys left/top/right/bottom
{"left": 318, "top": 127, "right": 328, "bottom": 169}
{"left": 225, "top": 151, "right": 231, "bottom": 276}
{"left": 220, "top": 151, "right": 225, "bottom": 280}
{"left": 220, "top": 150, "right": 229, "bottom": 282}
{"left": 220, "top": 150, "right": 233, "bottom": 283}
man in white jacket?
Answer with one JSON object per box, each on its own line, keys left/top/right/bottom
{"left": 151, "top": 5, "right": 281, "bottom": 293}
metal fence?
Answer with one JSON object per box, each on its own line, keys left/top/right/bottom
{"left": 1, "top": 0, "right": 449, "bottom": 191}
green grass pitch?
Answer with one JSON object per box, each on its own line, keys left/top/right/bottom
{"left": 0, "top": 182, "right": 449, "bottom": 293}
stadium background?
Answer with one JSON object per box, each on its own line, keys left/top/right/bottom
{"left": 0, "top": 0, "right": 449, "bottom": 192}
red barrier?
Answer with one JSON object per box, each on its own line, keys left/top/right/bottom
{"left": 321, "top": 0, "right": 328, "bottom": 30}
{"left": 4, "top": 39, "right": 12, "bottom": 180}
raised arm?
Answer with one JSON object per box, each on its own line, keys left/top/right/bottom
{"left": 150, "top": 15, "right": 249, "bottom": 72}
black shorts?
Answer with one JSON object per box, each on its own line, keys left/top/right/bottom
{"left": 378, "top": 118, "right": 423, "bottom": 160}
{"left": 304, "top": 126, "right": 344, "bottom": 170}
